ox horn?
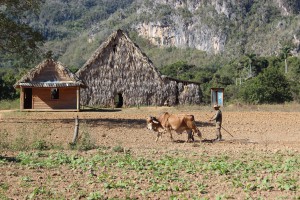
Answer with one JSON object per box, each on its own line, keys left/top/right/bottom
{"left": 152, "top": 117, "right": 160, "bottom": 124}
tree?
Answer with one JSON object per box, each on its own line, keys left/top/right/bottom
{"left": 236, "top": 62, "right": 244, "bottom": 84}
{"left": 159, "top": 61, "right": 195, "bottom": 79}
{"left": 253, "top": 57, "right": 268, "bottom": 74}
{"left": 245, "top": 53, "right": 257, "bottom": 78}
{"left": 0, "top": 69, "right": 18, "bottom": 100}
{"left": 0, "top": 0, "right": 44, "bottom": 61}
{"left": 285, "top": 57, "right": 300, "bottom": 102}
{"left": 280, "top": 45, "right": 292, "bottom": 73}
{"left": 240, "top": 67, "right": 293, "bottom": 104}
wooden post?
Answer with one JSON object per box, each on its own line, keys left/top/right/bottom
{"left": 20, "top": 87, "right": 24, "bottom": 111}
{"left": 72, "top": 116, "right": 79, "bottom": 144}
{"left": 76, "top": 87, "right": 80, "bottom": 111}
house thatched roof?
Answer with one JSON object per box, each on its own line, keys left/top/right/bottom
{"left": 14, "top": 59, "right": 85, "bottom": 88}
{"left": 76, "top": 29, "right": 163, "bottom": 81}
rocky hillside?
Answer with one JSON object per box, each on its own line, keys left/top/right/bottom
{"left": 133, "top": 0, "right": 300, "bottom": 55}
{"left": 28, "top": 0, "right": 300, "bottom": 68}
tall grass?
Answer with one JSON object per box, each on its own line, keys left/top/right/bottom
{"left": 0, "top": 99, "right": 19, "bottom": 110}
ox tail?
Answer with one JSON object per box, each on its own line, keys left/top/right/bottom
{"left": 191, "top": 120, "right": 202, "bottom": 140}
{"left": 196, "top": 128, "right": 202, "bottom": 139}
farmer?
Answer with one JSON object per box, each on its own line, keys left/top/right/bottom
{"left": 209, "top": 104, "right": 223, "bottom": 141}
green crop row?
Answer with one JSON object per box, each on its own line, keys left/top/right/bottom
{"left": 1, "top": 149, "right": 299, "bottom": 199}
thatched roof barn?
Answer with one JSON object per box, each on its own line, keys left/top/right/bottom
{"left": 15, "top": 59, "right": 85, "bottom": 111}
{"left": 76, "top": 29, "right": 201, "bottom": 107}
{"left": 162, "top": 76, "right": 201, "bottom": 105}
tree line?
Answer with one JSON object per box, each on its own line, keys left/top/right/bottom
{"left": 1, "top": 47, "right": 299, "bottom": 105}
{"left": 159, "top": 51, "right": 300, "bottom": 104}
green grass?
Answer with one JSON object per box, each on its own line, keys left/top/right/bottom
{"left": 0, "top": 99, "right": 19, "bottom": 110}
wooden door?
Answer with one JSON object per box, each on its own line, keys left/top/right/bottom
{"left": 24, "top": 88, "right": 32, "bottom": 109}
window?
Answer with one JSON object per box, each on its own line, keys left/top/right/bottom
{"left": 51, "top": 88, "right": 59, "bottom": 99}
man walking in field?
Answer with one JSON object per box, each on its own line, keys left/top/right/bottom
{"left": 209, "top": 104, "right": 223, "bottom": 141}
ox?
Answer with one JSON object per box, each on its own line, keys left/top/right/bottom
{"left": 146, "top": 112, "right": 202, "bottom": 142}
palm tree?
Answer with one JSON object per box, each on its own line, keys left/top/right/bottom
{"left": 245, "top": 53, "right": 257, "bottom": 78}
{"left": 235, "top": 62, "right": 244, "bottom": 85}
{"left": 280, "top": 45, "right": 292, "bottom": 73}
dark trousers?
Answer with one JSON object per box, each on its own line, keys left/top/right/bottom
{"left": 216, "top": 127, "right": 222, "bottom": 140}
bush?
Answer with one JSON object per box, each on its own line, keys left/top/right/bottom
{"left": 32, "top": 140, "right": 49, "bottom": 150}
{"left": 160, "top": 61, "right": 195, "bottom": 79}
{"left": 0, "top": 130, "right": 9, "bottom": 150}
{"left": 290, "top": 81, "right": 300, "bottom": 103}
{"left": 239, "top": 67, "right": 293, "bottom": 104}
{"left": 112, "top": 145, "right": 124, "bottom": 153}
{"left": 71, "top": 131, "right": 96, "bottom": 151}
{"left": 12, "top": 136, "right": 30, "bottom": 151}
{"left": 0, "top": 70, "right": 18, "bottom": 100}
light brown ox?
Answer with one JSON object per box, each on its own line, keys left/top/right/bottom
{"left": 146, "top": 112, "right": 202, "bottom": 142}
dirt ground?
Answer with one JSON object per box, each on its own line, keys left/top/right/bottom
{"left": 1, "top": 105, "right": 300, "bottom": 152}
{"left": 0, "top": 105, "right": 300, "bottom": 199}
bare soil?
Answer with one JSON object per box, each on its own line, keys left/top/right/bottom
{"left": 1, "top": 106, "right": 299, "bottom": 151}
{"left": 0, "top": 106, "right": 300, "bottom": 199}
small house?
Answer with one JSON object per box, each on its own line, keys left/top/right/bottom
{"left": 14, "top": 59, "right": 85, "bottom": 111}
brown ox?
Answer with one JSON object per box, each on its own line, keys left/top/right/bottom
{"left": 146, "top": 112, "right": 202, "bottom": 142}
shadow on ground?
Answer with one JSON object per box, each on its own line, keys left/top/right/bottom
{"left": 1, "top": 118, "right": 213, "bottom": 130}
{"left": 81, "top": 108, "right": 122, "bottom": 112}
{"left": 1, "top": 117, "right": 146, "bottom": 128}
{"left": 200, "top": 138, "right": 257, "bottom": 144}
{"left": 195, "top": 121, "right": 215, "bottom": 127}
{"left": 0, "top": 156, "right": 20, "bottom": 163}
{"left": 84, "top": 118, "right": 145, "bottom": 129}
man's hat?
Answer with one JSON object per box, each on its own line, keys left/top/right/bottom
{"left": 213, "top": 104, "right": 220, "bottom": 108}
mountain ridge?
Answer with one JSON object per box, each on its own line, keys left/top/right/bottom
{"left": 25, "top": 0, "right": 300, "bottom": 69}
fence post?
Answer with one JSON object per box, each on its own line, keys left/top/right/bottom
{"left": 72, "top": 116, "right": 79, "bottom": 144}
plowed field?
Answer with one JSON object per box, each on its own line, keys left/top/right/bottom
{"left": 1, "top": 106, "right": 300, "bottom": 199}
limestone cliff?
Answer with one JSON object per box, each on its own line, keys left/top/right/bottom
{"left": 132, "top": 0, "right": 300, "bottom": 55}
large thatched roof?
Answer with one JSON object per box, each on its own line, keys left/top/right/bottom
{"left": 76, "top": 29, "right": 167, "bottom": 106}
{"left": 76, "top": 29, "right": 162, "bottom": 81}
{"left": 14, "top": 59, "right": 85, "bottom": 88}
